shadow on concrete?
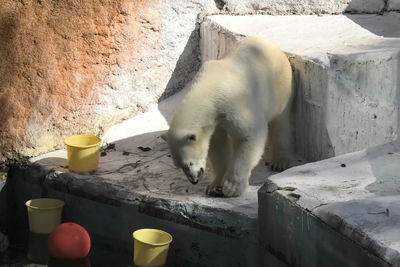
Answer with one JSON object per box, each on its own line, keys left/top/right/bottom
{"left": 365, "top": 50, "right": 400, "bottom": 194}
{"left": 32, "top": 130, "right": 213, "bottom": 198}
{"left": 29, "top": 129, "right": 274, "bottom": 202}
{"left": 365, "top": 143, "right": 400, "bottom": 196}
{"left": 364, "top": 55, "right": 400, "bottom": 195}
{"left": 291, "top": 61, "right": 335, "bottom": 162}
{"left": 345, "top": 12, "right": 400, "bottom": 38}
{"left": 158, "top": 29, "right": 202, "bottom": 102}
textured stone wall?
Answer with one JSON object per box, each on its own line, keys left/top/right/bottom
{"left": 0, "top": 0, "right": 215, "bottom": 161}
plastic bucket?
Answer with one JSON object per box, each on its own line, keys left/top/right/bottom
{"left": 25, "top": 198, "right": 64, "bottom": 234}
{"left": 65, "top": 134, "right": 101, "bottom": 173}
{"left": 133, "top": 229, "right": 173, "bottom": 267}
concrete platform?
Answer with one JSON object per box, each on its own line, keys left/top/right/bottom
{"left": 259, "top": 141, "right": 400, "bottom": 266}
{"left": 5, "top": 89, "right": 283, "bottom": 267}
{"left": 201, "top": 13, "right": 400, "bottom": 161}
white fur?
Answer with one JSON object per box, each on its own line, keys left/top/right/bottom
{"left": 164, "top": 36, "right": 295, "bottom": 197}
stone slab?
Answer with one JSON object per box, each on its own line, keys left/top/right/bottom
{"left": 261, "top": 141, "right": 400, "bottom": 266}
{"left": 201, "top": 13, "right": 400, "bottom": 161}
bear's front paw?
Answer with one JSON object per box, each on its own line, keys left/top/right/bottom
{"left": 206, "top": 184, "right": 224, "bottom": 197}
{"left": 222, "top": 179, "right": 247, "bottom": 197}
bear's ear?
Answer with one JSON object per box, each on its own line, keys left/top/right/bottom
{"left": 187, "top": 134, "right": 197, "bottom": 142}
{"left": 161, "top": 133, "right": 167, "bottom": 141}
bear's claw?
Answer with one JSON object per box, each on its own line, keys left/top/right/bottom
{"left": 206, "top": 185, "right": 224, "bottom": 197}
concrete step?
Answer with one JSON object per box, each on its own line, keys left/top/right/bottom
{"left": 200, "top": 13, "right": 400, "bottom": 161}
{"left": 4, "top": 89, "right": 284, "bottom": 267}
{"left": 259, "top": 141, "right": 400, "bottom": 266}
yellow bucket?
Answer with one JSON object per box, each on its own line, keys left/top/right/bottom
{"left": 65, "top": 134, "right": 101, "bottom": 173}
{"left": 25, "top": 198, "right": 64, "bottom": 234}
{"left": 133, "top": 229, "right": 173, "bottom": 267}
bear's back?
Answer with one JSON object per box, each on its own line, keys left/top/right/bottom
{"left": 226, "top": 36, "right": 293, "bottom": 118}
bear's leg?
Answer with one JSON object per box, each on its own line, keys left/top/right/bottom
{"left": 222, "top": 129, "right": 267, "bottom": 197}
{"left": 207, "top": 126, "right": 232, "bottom": 196}
{"left": 269, "top": 103, "right": 297, "bottom": 171}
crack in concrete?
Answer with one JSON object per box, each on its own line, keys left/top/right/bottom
{"left": 311, "top": 202, "right": 328, "bottom": 212}
{"left": 116, "top": 160, "right": 142, "bottom": 173}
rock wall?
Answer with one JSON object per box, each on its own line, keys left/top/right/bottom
{"left": 0, "top": 0, "right": 215, "bottom": 161}
{"left": 0, "top": 0, "right": 395, "bottom": 162}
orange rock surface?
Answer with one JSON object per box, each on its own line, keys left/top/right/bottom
{"left": 0, "top": 0, "right": 161, "bottom": 160}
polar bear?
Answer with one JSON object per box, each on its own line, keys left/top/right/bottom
{"left": 162, "top": 36, "right": 295, "bottom": 197}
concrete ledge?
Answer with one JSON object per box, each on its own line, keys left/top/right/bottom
{"left": 259, "top": 141, "right": 400, "bottom": 266}
{"left": 201, "top": 13, "right": 400, "bottom": 161}
{"left": 28, "top": 90, "right": 266, "bottom": 241}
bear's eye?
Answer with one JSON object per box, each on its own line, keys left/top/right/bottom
{"left": 187, "top": 134, "right": 196, "bottom": 142}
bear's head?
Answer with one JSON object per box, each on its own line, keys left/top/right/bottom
{"left": 162, "top": 129, "right": 207, "bottom": 185}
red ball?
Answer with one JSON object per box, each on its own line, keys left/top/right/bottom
{"left": 48, "top": 223, "right": 91, "bottom": 260}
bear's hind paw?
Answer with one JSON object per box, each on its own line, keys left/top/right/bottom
{"left": 270, "top": 160, "right": 290, "bottom": 172}
{"left": 271, "top": 156, "right": 305, "bottom": 172}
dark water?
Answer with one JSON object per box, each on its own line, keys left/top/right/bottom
{"left": 27, "top": 232, "right": 50, "bottom": 264}
{"left": 26, "top": 232, "right": 132, "bottom": 267}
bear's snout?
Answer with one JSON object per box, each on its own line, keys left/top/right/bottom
{"left": 182, "top": 165, "right": 204, "bottom": 185}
